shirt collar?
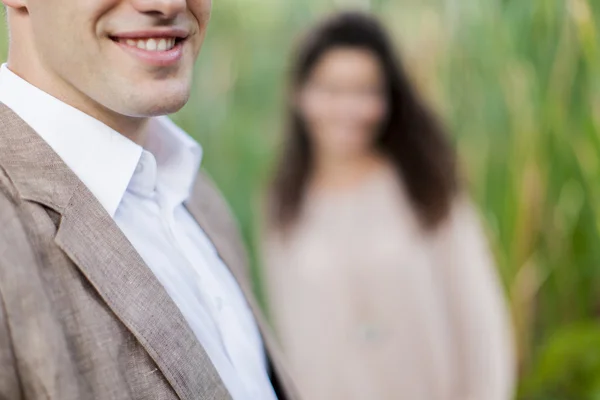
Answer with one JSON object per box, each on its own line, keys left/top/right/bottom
{"left": 142, "top": 117, "right": 203, "bottom": 209}
{"left": 0, "top": 64, "right": 202, "bottom": 217}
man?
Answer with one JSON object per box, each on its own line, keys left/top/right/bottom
{"left": 0, "top": 0, "right": 297, "bottom": 399}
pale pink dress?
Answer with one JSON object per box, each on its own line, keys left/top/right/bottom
{"left": 262, "top": 167, "right": 515, "bottom": 400}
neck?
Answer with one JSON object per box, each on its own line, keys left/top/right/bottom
{"left": 310, "top": 150, "right": 388, "bottom": 193}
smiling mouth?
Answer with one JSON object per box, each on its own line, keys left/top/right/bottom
{"left": 110, "top": 36, "right": 186, "bottom": 52}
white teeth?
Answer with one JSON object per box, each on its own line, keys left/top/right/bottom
{"left": 122, "top": 37, "right": 178, "bottom": 51}
{"left": 146, "top": 38, "right": 157, "bottom": 51}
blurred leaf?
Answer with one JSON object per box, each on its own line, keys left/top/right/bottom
{"left": 519, "top": 323, "right": 600, "bottom": 399}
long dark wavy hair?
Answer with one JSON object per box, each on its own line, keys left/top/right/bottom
{"left": 270, "top": 11, "right": 459, "bottom": 231}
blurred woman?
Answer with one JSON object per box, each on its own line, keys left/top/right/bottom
{"left": 262, "top": 11, "right": 515, "bottom": 400}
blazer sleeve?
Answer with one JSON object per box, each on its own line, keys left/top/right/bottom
{"left": 0, "top": 291, "right": 21, "bottom": 400}
{"left": 0, "top": 191, "right": 25, "bottom": 399}
{"left": 433, "top": 198, "right": 516, "bottom": 400}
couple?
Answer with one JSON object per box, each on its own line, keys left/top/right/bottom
{"left": 0, "top": 1, "right": 514, "bottom": 400}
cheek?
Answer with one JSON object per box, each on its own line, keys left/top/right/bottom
{"left": 189, "top": 0, "right": 213, "bottom": 25}
{"left": 29, "top": 1, "right": 102, "bottom": 55}
{"left": 28, "top": 12, "right": 82, "bottom": 71}
{"left": 360, "top": 99, "right": 388, "bottom": 127}
{"left": 299, "top": 92, "right": 331, "bottom": 125}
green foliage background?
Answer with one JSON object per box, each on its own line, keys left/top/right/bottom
{"left": 1, "top": 0, "right": 599, "bottom": 398}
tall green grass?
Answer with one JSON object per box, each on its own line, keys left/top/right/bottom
{"left": 0, "top": 1, "right": 598, "bottom": 398}
{"left": 434, "top": 1, "right": 600, "bottom": 398}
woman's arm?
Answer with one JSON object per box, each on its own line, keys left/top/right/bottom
{"left": 434, "top": 198, "right": 516, "bottom": 400}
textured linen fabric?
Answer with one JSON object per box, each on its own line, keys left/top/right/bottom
{"left": 0, "top": 64, "right": 279, "bottom": 400}
{"left": 263, "top": 165, "right": 516, "bottom": 400}
{"left": 0, "top": 102, "right": 299, "bottom": 399}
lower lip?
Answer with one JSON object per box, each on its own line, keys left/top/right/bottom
{"left": 113, "top": 40, "right": 184, "bottom": 67}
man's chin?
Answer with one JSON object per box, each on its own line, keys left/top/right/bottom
{"left": 120, "top": 94, "right": 190, "bottom": 118}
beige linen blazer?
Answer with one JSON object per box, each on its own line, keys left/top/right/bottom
{"left": 0, "top": 104, "right": 298, "bottom": 400}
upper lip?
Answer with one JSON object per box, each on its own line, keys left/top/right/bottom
{"left": 110, "top": 28, "right": 189, "bottom": 40}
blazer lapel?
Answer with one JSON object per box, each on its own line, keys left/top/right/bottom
{"left": 0, "top": 104, "right": 231, "bottom": 400}
{"left": 55, "top": 187, "right": 231, "bottom": 400}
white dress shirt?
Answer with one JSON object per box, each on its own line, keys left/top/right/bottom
{"left": 0, "top": 64, "right": 278, "bottom": 400}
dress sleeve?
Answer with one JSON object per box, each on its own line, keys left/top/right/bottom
{"left": 433, "top": 198, "right": 516, "bottom": 400}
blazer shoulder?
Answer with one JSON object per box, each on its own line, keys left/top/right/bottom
{"left": 193, "top": 170, "right": 220, "bottom": 196}
{"left": 191, "top": 170, "right": 239, "bottom": 229}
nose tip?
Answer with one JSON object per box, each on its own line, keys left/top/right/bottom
{"left": 132, "top": 0, "right": 187, "bottom": 19}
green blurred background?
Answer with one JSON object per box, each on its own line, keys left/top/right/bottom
{"left": 1, "top": 0, "right": 599, "bottom": 398}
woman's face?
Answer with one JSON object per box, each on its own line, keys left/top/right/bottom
{"left": 298, "top": 47, "right": 388, "bottom": 161}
